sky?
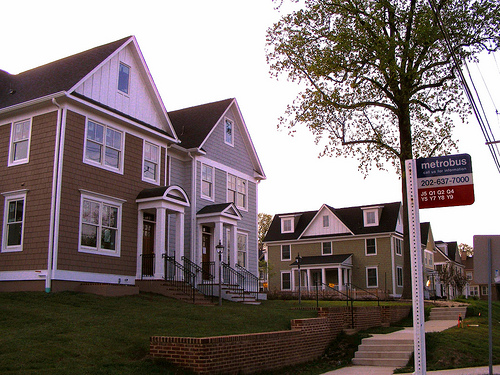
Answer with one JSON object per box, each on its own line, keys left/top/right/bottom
{"left": 1, "top": 0, "right": 499, "bottom": 247}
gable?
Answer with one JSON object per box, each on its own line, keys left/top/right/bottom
{"left": 72, "top": 37, "right": 175, "bottom": 137}
{"left": 301, "top": 205, "right": 351, "bottom": 238}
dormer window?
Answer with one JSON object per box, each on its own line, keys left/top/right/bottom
{"left": 362, "top": 206, "right": 382, "bottom": 227}
{"left": 118, "top": 62, "right": 130, "bottom": 94}
{"left": 281, "top": 217, "right": 293, "bottom": 233}
{"left": 323, "top": 215, "right": 329, "bottom": 227}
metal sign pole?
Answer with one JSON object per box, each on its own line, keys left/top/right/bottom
{"left": 405, "top": 159, "right": 426, "bottom": 375}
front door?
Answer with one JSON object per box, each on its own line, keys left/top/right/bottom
{"left": 202, "top": 232, "right": 211, "bottom": 280}
{"left": 142, "top": 217, "right": 155, "bottom": 277}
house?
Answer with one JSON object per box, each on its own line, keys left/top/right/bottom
{"left": 461, "top": 253, "right": 479, "bottom": 298}
{"left": 420, "top": 222, "right": 438, "bottom": 299}
{"left": 434, "top": 241, "right": 465, "bottom": 299}
{"left": 0, "top": 36, "right": 265, "bottom": 296}
{"left": 263, "top": 202, "right": 405, "bottom": 298}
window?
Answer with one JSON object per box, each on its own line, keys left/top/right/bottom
{"left": 2, "top": 191, "right": 27, "bottom": 252}
{"left": 470, "top": 286, "right": 479, "bottom": 296}
{"left": 201, "top": 164, "right": 214, "bottom": 200}
{"left": 397, "top": 266, "right": 403, "bottom": 287}
{"left": 228, "top": 174, "right": 247, "bottom": 210}
{"left": 224, "top": 118, "right": 234, "bottom": 146}
{"left": 366, "top": 238, "right": 376, "bottom": 255}
{"left": 281, "top": 244, "right": 291, "bottom": 260}
{"left": 466, "top": 272, "right": 473, "bottom": 281}
{"left": 79, "top": 192, "right": 123, "bottom": 256}
{"left": 363, "top": 208, "right": 380, "bottom": 227}
{"left": 322, "top": 242, "right": 332, "bottom": 255}
{"left": 118, "top": 62, "right": 130, "bottom": 94}
{"left": 143, "top": 141, "right": 160, "bottom": 183}
{"left": 237, "top": 233, "right": 247, "bottom": 268}
{"left": 281, "top": 272, "right": 291, "bottom": 290}
{"left": 85, "top": 120, "right": 123, "bottom": 172}
{"left": 481, "top": 285, "right": 489, "bottom": 295}
{"left": 9, "top": 119, "right": 31, "bottom": 166}
{"left": 323, "top": 215, "right": 329, "bottom": 227}
{"left": 394, "top": 238, "right": 402, "bottom": 256}
{"left": 366, "top": 267, "right": 378, "bottom": 288}
{"left": 282, "top": 218, "right": 292, "bottom": 233}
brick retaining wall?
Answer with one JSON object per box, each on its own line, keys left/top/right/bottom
{"left": 150, "top": 305, "right": 410, "bottom": 374}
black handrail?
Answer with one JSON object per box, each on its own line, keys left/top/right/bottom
{"left": 314, "top": 282, "right": 351, "bottom": 307}
{"left": 182, "top": 256, "right": 214, "bottom": 301}
{"left": 221, "top": 262, "right": 245, "bottom": 302}
{"left": 163, "top": 255, "right": 197, "bottom": 303}
{"left": 141, "top": 253, "right": 155, "bottom": 278}
{"left": 235, "top": 264, "right": 260, "bottom": 300}
{"left": 346, "top": 282, "right": 380, "bottom": 306}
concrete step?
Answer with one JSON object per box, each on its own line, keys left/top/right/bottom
{"left": 352, "top": 357, "right": 410, "bottom": 367}
{"left": 429, "top": 306, "right": 467, "bottom": 320}
{"left": 354, "top": 350, "right": 412, "bottom": 360}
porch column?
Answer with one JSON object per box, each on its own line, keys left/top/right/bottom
{"left": 136, "top": 210, "right": 143, "bottom": 279}
{"left": 306, "top": 269, "right": 311, "bottom": 292}
{"left": 175, "top": 212, "right": 185, "bottom": 261}
{"left": 231, "top": 225, "right": 238, "bottom": 268}
{"left": 337, "top": 266, "right": 342, "bottom": 291}
{"left": 321, "top": 268, "right": 326, "bottom": 290}
{"left": 214, "top": 222, "right": 224, "bottom": 282}
{"left": 291, "top": 269, "right": 296, "bottom": 291}
{"left": 155, "top": 207, "right": 167, "bottom": 279}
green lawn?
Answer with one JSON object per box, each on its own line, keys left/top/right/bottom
{"left": 0, "top": 292, "right": 318, "bottom": 375}
{"left": 1, "top": 292, "right": 497, "bottom": 375}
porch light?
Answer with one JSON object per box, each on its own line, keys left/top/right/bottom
{"left": 216, "top": 241, "right": 224, "bottom": 307}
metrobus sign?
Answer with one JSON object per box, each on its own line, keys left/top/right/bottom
{"left": 416, "top": 153, "right": 474, "bottom": 209}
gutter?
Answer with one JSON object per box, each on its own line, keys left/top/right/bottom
{"left": 46, "top": 97, "right": 67, "bottom": 292}
{"left": 0, "top": 92, "right": 67, "bottom": 117}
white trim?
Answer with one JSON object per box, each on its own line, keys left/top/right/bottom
{"left": 365, "top": 238, "right": 377, "bottom": 256}
{"left": 78, "top": 191, "right": 124, "bottom": 257}
{"left": 2, "top": 190, "right": 28, "bottom": 253}
{"left": 366, "top": 266, "right": 379, "bottom": 288}
{"left": 142, "top": 140, "right": 161, "bottom": 185}
{"left": 281, "top": 217, "right": 294, "bottom": 233}
{"left": 200, "top": 163, "right": 215, "bottom": 201}
{"left": 281, "top": 271, "right": 292, "bottom": 290}
{"left": 118, "top": 61, "right": 131, "bottom": 96}
{"left": 8, "top": 118, "right": 32, "bottom": 167}
{"left": 54, "top": 269, "right": 135, "bottom": 285}
{"left": 281, "top": 244, "right": 291, "bottom": 261}
{"left": 0, "top": 270, "right": 48, "bottom": 281}
{"left": 83, "top": 118, "right": 125, "bottom": 174}
{"left": 224, "top": 117, "right": 235, "bottom": 146}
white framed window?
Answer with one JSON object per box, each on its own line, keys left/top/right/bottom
{"left": 9, "top": 119, "right": 31, "bottom": 166}
{"left": 365, "top": 238, "right": 377, "bottom": 256}
{"left": 481, "top": 285, "right": 489, "bottom": 295}
{"left": 143, "top": 141, "right": 160, "bottom": 184}
{"left": 2, "top": 190, "right": 27, "bottom": 252}
{"left": 281, "top": 271, "right": 291, "bottom": 290}
{"left": 79, "top": 191, "right": 123, "bottom": 257}
{"left": 323, "top": 215, "right": 329, "bottom": 227}
{"left": 237, "top": 232, "right": 247, "bottom": 268}
{"left": 397, "top": 266, "right": 403, "bottom": 287}
{"left": 201, "top": 164, "right": 214, "bottom": 200}
{"left": 394, "top": 238, "right": 402, "bottom": 256}
{"left": 322, "top": 241, "right": 332, "bottom": 255}
{"left": 281, "top": 244, "right": 291, "bottom": 260}
{"left": 466, "top": 271, "right": 473, "bottom": 281}
{"left": 118, "top": 62, "right": 130, "bottom": 94}
{"left": 470, "top": 285, "right": 479, "bottom": 296}
{"left": 281, "top": 217, "right": 293, "bottom": 233}
{"left": 84, "top": 119, "right": 124, "bottom": 173}
{"left": 224, "top": 118, "right": 234, "bottom": 146}
{"left": 228, "top": 174, "right": 247, "bottom": 210}
{"left": 363, "top": 209, "right": 379, "bottom": 227}
{"left": 366, "top": 266, "right": 378, "bottom": 288}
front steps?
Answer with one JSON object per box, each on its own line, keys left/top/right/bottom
{"left": 352, "top": 305, "right": 467, "bottom": 367}
{"left": 136, "top": 280, "right": 215, "bottom": 305}
{"left": 352, "top": 337, "right": 413, "bottom": 367}
{"left": 429, "top": 306, "right": 467, "bottom": 321}
{"left": 200, "top": 283, "right": 261, "bottom": 305}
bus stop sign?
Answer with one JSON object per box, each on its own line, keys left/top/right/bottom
{"left": 416, "top": 153, "right": 474, "bottom": 209}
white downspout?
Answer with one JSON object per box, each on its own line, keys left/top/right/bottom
{"left": 188, "top": 152, "right": 197, "bottom": 262}
{"left": 46, "top": 98, "right": 66, "bottom": 292}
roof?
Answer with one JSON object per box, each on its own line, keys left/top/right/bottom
{"left": 168, "top": 98, "right": 234, "bottom": 149}
{"left": 290, "top": 254, "right": 353, "bottom": 266}
{"left": 264, "top": 202, "right": 401, "bottom": 243}
{"left": 0, "top": 37, "right": 131, "bottom": 111}
{"left": 421, "top": 222, "right": 431, "bottom": 245}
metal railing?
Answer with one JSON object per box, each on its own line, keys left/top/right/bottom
{"left": 141, "top": 253, "right": 155, "bottom": 278}
{"left": 163, "top": 255, "right": 197, "bottom": 303}
{"left": 182, "top": 256, "right": 214, "bottom": 301}
{"left": 313, "top": 282, "right": 351, "bottom": 307}
{"left": 235, "top": 264, "right": 260, "bottom": 300}
{"left": 221, "top": 262, "right": 245, "bottom": 302}
{"left": 346, "top": 282, "right": 380, "bottom": 306}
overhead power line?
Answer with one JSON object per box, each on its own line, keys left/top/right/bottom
{"left": 428, "top": 0, "right": 500, "bottom": 173}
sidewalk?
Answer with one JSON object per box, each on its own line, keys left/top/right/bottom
{"left": 323, "top": 320, "right": 500, "bottom": 375}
